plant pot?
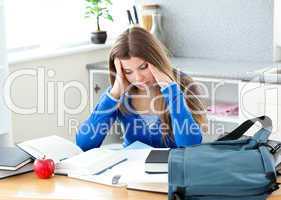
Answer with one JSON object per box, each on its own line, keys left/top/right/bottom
{"left": 91, "top": 31, "right": 107, "bottom": 44}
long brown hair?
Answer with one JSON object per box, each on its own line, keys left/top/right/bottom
{"left": 108, "top": 26, "right": 207, "bottom": 145}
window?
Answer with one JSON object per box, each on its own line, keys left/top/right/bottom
{"left": 0, "top": 0, "right": 9, "bottom": 135}
{"left": 5, "top": 0, "right": 135, "bottom": 51}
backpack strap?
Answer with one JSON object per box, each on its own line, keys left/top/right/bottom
{"left": 217, "top": 116, "right": 272, "bottom": 141}
{"left": 252, "top": 127, "right": 272, "bottom": 144}
{"left": 243, "top": 120, "right": 272, "bottom": 149}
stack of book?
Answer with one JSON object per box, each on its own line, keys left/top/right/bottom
{"left": 0, "top": 146, "right": 33, "bottom": 179}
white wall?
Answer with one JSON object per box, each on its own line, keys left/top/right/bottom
{"left": 275, "top": 0, "right": 281, "bottom": 46}
{"left": 8, "top": 48, "right": 110, "bottom": 143}
{"left": 0, "top": 0, "right": 6, "bottom": 69}
{"left": 0, "top": 0, "right": 12, "bottom": 146}
{"left": 274, "top": 0, "right": 281, "bottom": 61}
{"left": 137, "top": 0, "right": 279, "bottom": 62}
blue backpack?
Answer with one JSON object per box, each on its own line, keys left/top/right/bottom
{"left": 168, "top": 116, "right": 280, "bottom": 200}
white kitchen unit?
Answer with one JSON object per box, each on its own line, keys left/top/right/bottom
{"left": 88, "top": 65, "right": 123, "bottom": 145}
{"left": 8, "top": 46, "right": 110, "bottom": 143}
{"left": 239, "top": 81, "right": 281, "bottom": 141}
{"left": 195, "top": 77, "right": 281, "bottom": 141}
{"left": 87, "top": 59, "right": 281, "bottom": 144}
{"left": 192, "top": 77, "right": 241, "bottom": 136}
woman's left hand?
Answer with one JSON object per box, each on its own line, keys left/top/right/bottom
{"left": 148, "top": 64, "right": 174, "bottom": 88}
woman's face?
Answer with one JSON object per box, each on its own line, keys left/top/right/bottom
{"left": 120, "top": 57, "right": 156, "bottom": 90}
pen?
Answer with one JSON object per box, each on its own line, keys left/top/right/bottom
{"left": 94, "top": 158, "right": 128, "bottom": 175}
{"left": 126, "top": 10, "right": 134, "bottom": 25}
{"left": 133, "top": 5, "right": 139, "bottom": 24}
{"left": 54, "top": 172, "right": 68, "bottom": 176}
{"left": 59, "top": 157, "right": 68, "bottom": 161}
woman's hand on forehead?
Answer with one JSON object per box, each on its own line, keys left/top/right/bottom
{"left": 148, "top": 64, "right": 173, "bottom": 88}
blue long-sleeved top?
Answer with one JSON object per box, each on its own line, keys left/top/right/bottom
{"left": 76, "top": 82, "right": 202, "bottom": 151}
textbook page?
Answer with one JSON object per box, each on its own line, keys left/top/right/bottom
{"left": 68, "top": 147, "right": 168, "bottom": 193}
{"left": 17, "top": 135, "right": 83, "bottom": 163}
{"left": 68, "top": 148, "right": 152, "bottom": 187}
{"left": 57, "top": 148, "right": 127, "bottom": 175}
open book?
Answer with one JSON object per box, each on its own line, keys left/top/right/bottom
{"left": 68, "top": 143, "right": 169, "bottom": 193}
{"left": 17, "top": 135, "right": 127, "bottom": 176}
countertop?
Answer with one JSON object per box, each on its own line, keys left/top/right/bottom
{"left": 8, "top": 40, "right": 114, "bottom": 65}
{"left": 86, "top": 57, "right": 281, "bottom": 84}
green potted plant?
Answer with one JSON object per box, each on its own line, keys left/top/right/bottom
{"left": 85, "top": 0, "right": 113, "bottom": 44}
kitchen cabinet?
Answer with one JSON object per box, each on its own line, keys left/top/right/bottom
{"left": 239, "top": 81, "right": 281, "bottom": 141}
{"left": 8, "top": 41, "right": 110, "bottom": 143}
{"left": 87, "top": 61, "right": 281, "bottom": 142}
{"left": 89, "top": 67, "right": 123, "bottom": 145}
{"left": 191, "top": 77, "right": 240, "bottom": 136}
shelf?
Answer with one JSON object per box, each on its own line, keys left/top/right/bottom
{"left": 0, "top": 129, "right": 8, "bottom": 135}
{"left": 8, "top": 39, "right": 114, "bottom": 65}
{"left": 207, "top": 114, "right": 240, "bottom": 123}
{"left": 193, "top": 76, "right": 240, "bottom": 84}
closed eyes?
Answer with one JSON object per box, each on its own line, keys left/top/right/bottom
{"left": 123, "top": 62, "right": 148, "bottom": 74}
{"left": 139, "top": 63, "right": 148, "bottom": 70}
{"left": 124, "top": 69, "right": 133, "bottom": 74}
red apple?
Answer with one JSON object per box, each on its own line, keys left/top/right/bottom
{"left": 33, "top": 156, "right": 55, "bottom": 179}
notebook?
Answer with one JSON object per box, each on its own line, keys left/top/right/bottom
{"left": 17, "top": 135, "right": 127, "bottom": 176}
{"left": 124, "top": 150, "right": 168, "bottom": 193}
{"left": 144, "top": 149, "right": 170, "bottom": 173}
{"left": 0, "top": 163, "right": 33, "bottom": 179}
{"left": 0, "top": 146, "right": 33, "bottom": 171}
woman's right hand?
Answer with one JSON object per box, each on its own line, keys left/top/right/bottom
{"left": 110, "top": 58, "right": 130, "bottom": 99}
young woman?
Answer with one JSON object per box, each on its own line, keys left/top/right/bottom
{"left": 76, "top": 27, "right": 207, "bottom": 151}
